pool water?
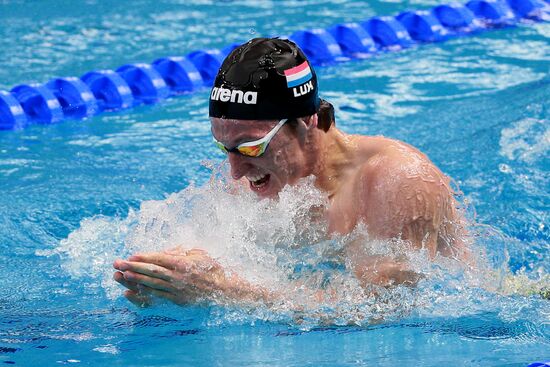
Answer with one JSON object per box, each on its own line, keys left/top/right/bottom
{"left": 1, "top": 0, "right": 549, "bottom": 366}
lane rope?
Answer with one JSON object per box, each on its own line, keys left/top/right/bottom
{"left": 1, "top": 0, "right": 548, "bottom": 130}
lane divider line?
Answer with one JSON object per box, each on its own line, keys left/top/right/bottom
{"left": 0, "top": 0, "right": 548, "bottom": 130}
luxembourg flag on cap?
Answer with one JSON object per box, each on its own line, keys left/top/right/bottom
{"left": 284, "top": 61, "right": 312, "bottom": 88}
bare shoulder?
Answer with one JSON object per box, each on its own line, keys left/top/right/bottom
{"left": 359, "top": 136, "right": 450, "bottom": 190}
{"left": 354, "top": 136, "right": 460, "bottom": 253}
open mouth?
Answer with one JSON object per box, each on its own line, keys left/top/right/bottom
{"left": 246, "top": 173, "right": 270, "bottom": 189}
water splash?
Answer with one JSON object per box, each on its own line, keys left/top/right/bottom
{"left": 40, "top": 161, "right": 549, "bottom": 329}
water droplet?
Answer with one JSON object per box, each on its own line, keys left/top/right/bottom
{"left": 498, "top": 163, "right": 512, "bottom": 173}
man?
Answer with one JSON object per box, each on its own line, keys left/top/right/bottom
{"left": 113, "top": 38, "right": 471, "bottom": 307}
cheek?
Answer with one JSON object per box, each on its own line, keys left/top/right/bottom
{"left": 268, "top": 137, "right": 301, "bottom": 176}
{"left": 271, "top": 141, "right": 291, "bottom": 163}
{"left": 273, "top": 149, "right": 285, "bottom": 166}
{"left": 271, "top": 149, "right": 298, "bottom": 178}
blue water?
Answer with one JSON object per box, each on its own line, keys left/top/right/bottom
{"left": 1, "top": 0, "right": 549, "bottom": 366}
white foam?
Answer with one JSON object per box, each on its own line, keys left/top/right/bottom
{"left": 42, "top": 162, "right": 548, "bottom": 326}
{"left": 93, "top": 344, "right": 120, "bottom": 355}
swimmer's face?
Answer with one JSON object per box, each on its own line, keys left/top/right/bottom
{"left": 210, "top": 117, "right": 310, "bottom": 198}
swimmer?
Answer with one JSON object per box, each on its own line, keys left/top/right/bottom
{"left": 113, "top": 38, "right": 472, "bottom": 307}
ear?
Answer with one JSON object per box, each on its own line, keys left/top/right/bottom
{"left": 302, "top": 114, "right": 318, "bottom": 130}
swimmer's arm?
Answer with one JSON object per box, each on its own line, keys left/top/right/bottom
{"left": 344, "top": 237, "right": 424, "bottom": 288}
{"left": 113, "top": 249, "right": 392, "bottom": 327}
{"left": 349, "top": 157, "right": 456, "bottom": 287}
{"left": 113, "top": 248, "right": 278, "bottom": 307}
{"left": 113, "top": 249, "right": 338, "bottom": 311}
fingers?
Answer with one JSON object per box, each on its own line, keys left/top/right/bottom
{"left": 113, "top": 260, "right": 172, "bottom": 281}
{"left": 147, "top": 288, "right": 181, "bottom": 305}
{"left": 165, "top": 247, "right": 206, "bottom": 256}
{"left": 127, "top": 252, "right": 176, "bottom": 269}
{"left": 122, "top": 270, "right": 174, "bottom": 293}
{"left": 124, "top": 290, "right": 152, "bottom": 307}
{"left": 127, "top": 248, "right": 208, "bottom": 267}
{"left": 113, "top": 249, "right": 214, "bottom": 307}
{"left": 164, "top": 245, "right": 185, "bottom": 254}
{"left": 113, "top": 271, "right": 141, "bottom": 292}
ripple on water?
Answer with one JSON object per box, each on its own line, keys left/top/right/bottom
{"left": 499, "top": 117, "right": 549, "bottom": 164}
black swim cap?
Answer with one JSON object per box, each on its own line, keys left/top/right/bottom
{"left": 209, "top": 38, "right": 320, "bottom": 120}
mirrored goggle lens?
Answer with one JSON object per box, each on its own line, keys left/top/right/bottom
{"left": 237, "top": 144, "right": 265, "bottom": 157}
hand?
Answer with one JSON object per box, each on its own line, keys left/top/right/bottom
{"left": 367, "top": 257, "right": 422, "bottom": 287}
{"left": 113, "top": 248, "right": 229, "bottom": 307}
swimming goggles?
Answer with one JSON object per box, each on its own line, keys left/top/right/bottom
{"left": 213, "top": 118, "right": 288, "bottom": 157}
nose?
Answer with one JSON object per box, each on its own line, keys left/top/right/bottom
{"left": 228, "top": 152, "right": 253, "bottom": 180}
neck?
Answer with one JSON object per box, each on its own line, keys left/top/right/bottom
{"left": 306, "top": 127, "right": 358, "bottom": 198}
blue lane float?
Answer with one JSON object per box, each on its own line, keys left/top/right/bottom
{"left": 360, "top": 16, "right": 414, "bottom": 49}
{"left": 396, "top": 10, "right": 449, "bottom": 42}
{"left": 10, "top": 84, "right": 63, "bottom": 125}
{"left": 80, "top": 70, "right": 134, "bottom": 111}
{"left": 186, "top": 49, "right": 225, "bottom": 86}
{"left": 466, "top": 0, "right": 516, "bottom": 26}
{"left": 152, "top": 57, "right": 203, "bottom": 93}
{"left": 0, "top": 91, "right": 27, "bottom": 130}
{"left": 45, "top": 77, "right": 98, "bottom": 119}
{"left": 432, "top": 3, "right": 481, "bottom": 33}
{"left": 116, "top": 63, "right": 170, "bottom": 104}
{"left": 1, "top": 0, "right": 548, "bottom": 130}
{"left": 290, "top": 29, "right": 345, "bottom": 64}
{"left": 507, "top": 0, "right": 550, "bottom": 19}
{"left": 327, "top": 23, "right": 377, "bottom": 58}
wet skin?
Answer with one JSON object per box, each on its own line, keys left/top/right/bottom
{"left": 114, "top": 114, "right": 471, "bottom": 306}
